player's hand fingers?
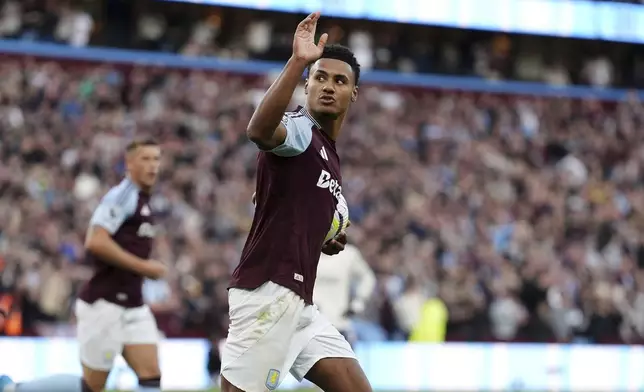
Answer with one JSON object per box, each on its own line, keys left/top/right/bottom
{"left": 297, "top": 11, "right": 319, "bottom": 30}
{"left": 335, "top": 231, "right": 347, "bottom": 245}
{"left": 334, "top": 242, "right": 345, "bottom": 253}
{"left": 346, "top": 220, "right": 351, "bottom": 228}
{"left": 310, "top": 11, "right": 321, "bottom": 23}
{"left": 329, "top": 239, "right": 345, "bottom": 252}
{"left": 322, "top": 240, "right": 342, "bottom": 255}
{"left": 317, "top": 33, "right": 328, "bottom": 51}
{"left": 321, "top": 244, "right": 333, "bottom": 255}
{"left": 146, "top": 261, "right": 168, "bottom": 279}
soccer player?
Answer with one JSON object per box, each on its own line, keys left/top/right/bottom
{"left": 221, "top": 11, "right": 372, "bottom": 392}
{"left": 75, "top": 138, "right": 167, "bottom": 392}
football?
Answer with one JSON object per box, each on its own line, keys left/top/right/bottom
{"left": 324, "top": 195, "right": 350, "bottom": 244}
{"left": 252, "top": 191, "right": 349, "bottom": 244}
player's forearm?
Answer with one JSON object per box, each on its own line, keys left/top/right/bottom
{"left": 353, "top": 259, "right": 377, "bottom": 303}
{"left": 354, "top": 274, "right": 376, "bottom": 305}
{"left": 85, "top": 236, "right": 146, "bottom": 275}
{"left": 246, "top": 56, "right": 308, "bottom": 143}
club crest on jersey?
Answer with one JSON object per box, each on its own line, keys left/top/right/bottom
{"left": 316, "top": 169, "right": 342, "bottom": 199}
{"left": 265, "top": 369, "right": 280, "bottom": 390}
{"left": 137, "top": 222, "right": 157, "bottom": 238}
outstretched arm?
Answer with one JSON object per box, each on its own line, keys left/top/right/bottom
{"left": 246, "top": 12, "right": 328, "bottom": 150}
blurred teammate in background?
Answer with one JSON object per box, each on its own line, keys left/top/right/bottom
{"left": 314, "top": 243, "right": 376, "bottom": 345}
{"left": 75, "top": 138, "right": 166, "bottom": 392}
{"left": 0, "top": 142, "right": 168, "bottom": 392}
{"left": 222, "top": 11, "right": 372, "bottom": 392}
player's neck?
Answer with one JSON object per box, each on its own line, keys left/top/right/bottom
{"left": 324, "top": 123, "right": 343, "bottom": 140}
{"left": 309, "top": 111, "right": 346, "bottom": 141}
{"left": 137, "top": 182, "right": 152, "bottom": 194}
{"left": 125, "top": 176, "right": 151, "bottom": 194}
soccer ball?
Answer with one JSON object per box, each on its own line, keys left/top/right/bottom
{"left": 324, "top": 195, "right": 350, "bottom": 244}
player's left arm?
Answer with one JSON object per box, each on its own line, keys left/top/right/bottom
{"left": 84, "top": 191, "right": 163, "bottom": 278}
{"left": 348, "top": 246, "right": 376, "bottom": 313}
{"left": 247, "top": 12, "right": 327, "bottom": 151}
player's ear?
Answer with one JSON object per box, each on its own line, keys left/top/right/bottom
{"left": 351, "top": 86, "right": 358, "bottom": 103}
{"left": 125, "top": 150, "right": 135, "bottom": 166}
{"left": 304, "top": 79, "right": 309, "bottom": 95}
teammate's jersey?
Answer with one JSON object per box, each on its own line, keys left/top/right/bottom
{"left": 314, "top": 244, "right": 376, "bottom": 330}
{"left": 78, "top": 178, "right": 156, "bottom": 308}
{"left": 230, "top": 106, "right": 346, "bottom": 304}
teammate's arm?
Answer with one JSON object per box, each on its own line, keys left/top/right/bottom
{"left": 85, "top": 194, "right": 165, "bottom": 279}
{"left": 349, "top": 247, "right": 376, "bottom": 314}
{"left": 85, "top": 226, "right": 164, "bottom": 278}
{"left": 246, "top": 12, "right": 328, "bottom": 151}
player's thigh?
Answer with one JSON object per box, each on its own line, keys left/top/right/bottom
{"left": 291, "top": 313, "right": 371, "bottom": 392}
{"left": 122, "top": 305, "right": 161, "bottom": 379}
{"left": 75, "top": 299, "right": 124, "bottom": 375}
{"left": 81, "top": 363, "right": 111, "bottom": 392}
{"left": 220, "top": 376, "right": 245, "bottom": 392}
{"left": 122, "top": 344, "right": 160, "bottom": 379}
{"left": 304, "top": 357, "right": 371, "bottom": 392}
{"left": 221, "top": 282, "right": 303, "bottom": 392}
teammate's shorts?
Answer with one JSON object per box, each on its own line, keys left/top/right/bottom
{"left": 75, "top": 299, "right": 160, "bottom": 371}
{"left": 221, "top": 281, "right": 357, "bottom": 392}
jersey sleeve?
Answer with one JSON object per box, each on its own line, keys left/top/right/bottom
{"left": 270, "top": 113, "right": 313, "bottom": 157}
{"left": 349, "top": 245, "right": 376, "bottom": 305}
{"left": 89, "top": 186, "right": 138, "bottom": 234}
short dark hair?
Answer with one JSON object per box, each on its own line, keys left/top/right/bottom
{"left": 310, "top": 44, "right": 361, "bottom": 85}
{"left": 126, "top": 138, "right": 159, "bottom": 152}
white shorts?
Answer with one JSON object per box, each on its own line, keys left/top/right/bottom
{"left": 75, "top": 299, "right": 160, "bottom": 371}
{"left": 221, "top": 282, "right": 356, "bottom": 392}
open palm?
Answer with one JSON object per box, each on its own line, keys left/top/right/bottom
{"left": 293, "top": 12, "right": 328, "bottom": 63}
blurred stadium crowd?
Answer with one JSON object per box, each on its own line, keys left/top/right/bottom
{"left": 2, "top": 0, "right": 644, "bottom": 88}
{"left": 2, "top": 0, "right": 644, "bottom": 347}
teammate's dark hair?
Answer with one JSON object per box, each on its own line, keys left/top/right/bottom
{"left": 126, "top": 138, "right": 159, "bottom": 152}
{"left": 310, "top": 44, "right": 361, "bottom": 85}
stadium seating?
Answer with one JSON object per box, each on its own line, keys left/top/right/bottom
{"left": 1, "top": 49, "right": 643, "bottom": 345}
{"left": 1, "top": 0, "right": 644, "bottom": 346}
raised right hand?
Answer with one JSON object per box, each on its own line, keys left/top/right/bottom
{"left": 141, "top": 260, "right": 168, "bottom": 280}
{"left": 292, "top": 11, "right": 328, "bottom": 64}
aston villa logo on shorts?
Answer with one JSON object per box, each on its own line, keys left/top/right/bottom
{"left": 103, "top": 349, "right": 115, "bottom": 364}
{"left": 265, "top": 369, "right": 280, "bottom": 390}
